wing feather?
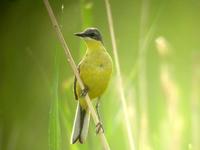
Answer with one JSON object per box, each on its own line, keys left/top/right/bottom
{"left": 73, "top": 66, "right": 80, "bottom": 100}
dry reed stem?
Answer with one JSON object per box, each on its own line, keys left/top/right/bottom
{"left": 138, "top": 0, "right": 149, "bottom": 117}
{"left": 43, "top": 0, "right": 110, "bottom": 149}
{"left": 191, "top": 54, "right": 200, "bottom": 150}
{"left": 138, "top": 0, "right": 150, "bottom": 149}
{"left": 104, "top": 0, "right": 136, "bottom": 150}
{"left": 156, "top": 36, "right": 182, "bottom": 150}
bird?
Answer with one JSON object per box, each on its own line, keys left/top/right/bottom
{"left": 71, "top": 27, "right": 113, "bottom": 144}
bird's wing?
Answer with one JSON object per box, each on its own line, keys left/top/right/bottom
{"left": 73, "top": 65, "right": 80, "bottom": 100}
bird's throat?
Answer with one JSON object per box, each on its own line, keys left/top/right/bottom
{"left": 85, "top": 40, "right": 104, "bottom": 52}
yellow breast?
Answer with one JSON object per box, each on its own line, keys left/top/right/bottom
{"left": 75, "top": 40, "right": 113, "bottom": 109}
{"left": 80, "top": 51, "right": 112, "bottom": 98}
{"left": 76, "top": 49, "right": 112, "bottom": 101}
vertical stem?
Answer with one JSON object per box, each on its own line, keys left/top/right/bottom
{"left": 80, "top": 0, "right": 93, "bottom": 56}
{"left": 156, "top": 37, "right": 182, "bottom": 150}
{"left": 80, "top": 0, "right": 93, "bottom": 28}
{"left": 138, "top": 0, "right": 150, "bottom": 149}
{"left": 138, "top": 0, "right": 149, "bottom": 118}
{"left": 191, "top": 54, "right": 200, "bottom": 150}
{"left": 104, "top": 0, "right": 136, "bottom": 150}
{"left": 49, "top": 49, "right": 61, "bottom": 150}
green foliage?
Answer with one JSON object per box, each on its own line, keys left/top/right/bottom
{"left": 0, "top": 0, "right": 200, "bottom": 150}
{"left": 49, "top": 50, "right": 61, "bottom": 150}
{"left": 79, "top": 0, "right": 94, "bottom": 56}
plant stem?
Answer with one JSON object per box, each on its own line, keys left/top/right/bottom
{"left": 104, "top": 0, "right": 136, "bottom": 150}
{"left": 49, "top": 49, "right": 61, "bottom": 150}
{"left": 138, "top": 0, "right": 150, "bottom": 149}
{"left": 43, "top": 0, "right": 110, "bottom": 149}
{"left": 80, "top": 0, "right": 93, "bottom": 56}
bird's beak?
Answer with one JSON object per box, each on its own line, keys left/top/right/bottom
{"left": 74, "top": 32, "right": 87, "bottom": 37}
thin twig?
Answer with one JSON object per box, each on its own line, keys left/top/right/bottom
{"left": 137, "top": 0, "right": 151, "bottom": 149}
{"left": 156, "top": 37, "right": 182, "bottom": 150}
{"left": 43, "top": 0, "right": 110, "bottom": 149}
{"left": 138, "top": 0, "right": 149, "bottom": 115}
{"left": 104, "top": 0, "right": 136, "bottom": 150}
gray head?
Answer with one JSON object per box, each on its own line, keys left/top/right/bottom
{"left": 74, "top": 28, "right": 103, "bottom": 42}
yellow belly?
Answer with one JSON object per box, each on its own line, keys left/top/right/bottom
{"left": 76, "top": 50, "right": 113, "bottom": 108}
{"left": 81, "top": 65, "right": 111, "bottom": 99}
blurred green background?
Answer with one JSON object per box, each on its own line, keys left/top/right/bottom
{"left": 0, "top": 0, "right": 200, "bottom": 150}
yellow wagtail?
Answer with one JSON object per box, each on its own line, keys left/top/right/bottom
{"left": 71, "top": 28, "right": 113, "bottom": 144}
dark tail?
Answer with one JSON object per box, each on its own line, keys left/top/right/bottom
{"left": 71, "top": 102, "right": 90, "bottom": 144}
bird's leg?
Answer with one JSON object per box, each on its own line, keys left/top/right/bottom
{"left": 80, "top": 86, "right": 88, "bottom": 97}
{"left": 96, "top": 122, "right": 104, "bottom": 134}
{"left": 95, "top": 97, "right": 104, "bottom": 134}
{"left": 96, "top": 98, "right": 101, "bottom": 120}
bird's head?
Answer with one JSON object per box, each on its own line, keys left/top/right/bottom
{"left": 74, "top": 28, "right": 103, "bottom": 44}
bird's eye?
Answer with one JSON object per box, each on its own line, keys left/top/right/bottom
{"left": 90, "top": 33, "right": 95, "bottom": 37}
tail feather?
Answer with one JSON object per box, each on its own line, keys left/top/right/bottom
{"left": 71, "top": 102, "right": 81, "bottom": 143}
{"left": 79, "top": 108, "right": 90, "bottom": 143}
{"left": 71, "top": 102, "right": 90, "bottom": 144}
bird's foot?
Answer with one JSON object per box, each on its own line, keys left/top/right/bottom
{"left": 96, "top": 122, "right": 104, "bottom": 134}
{"left": 80, "top": 87, "right": 88, "bottom": 97}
